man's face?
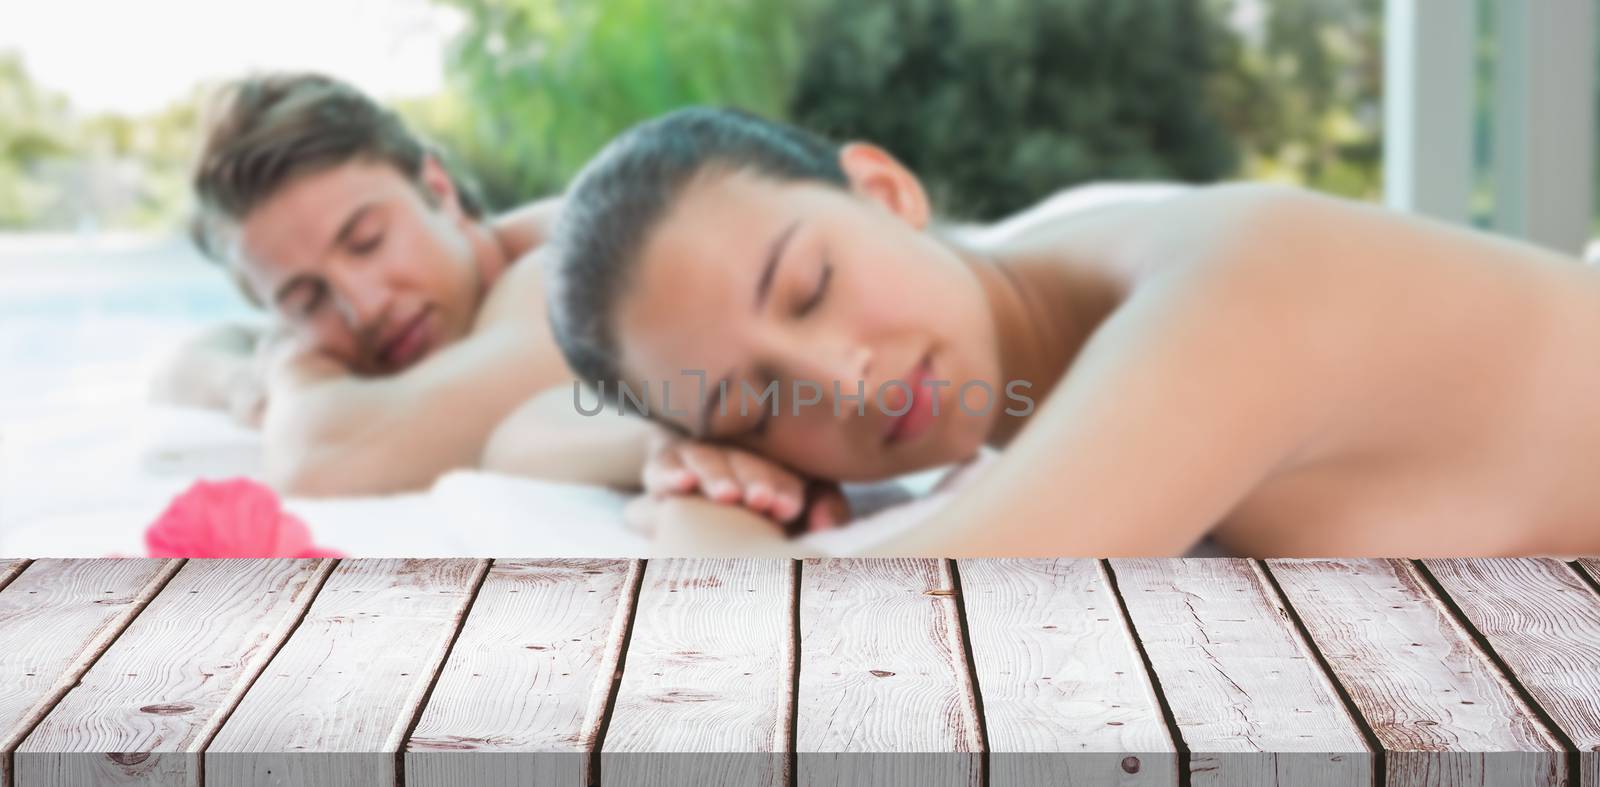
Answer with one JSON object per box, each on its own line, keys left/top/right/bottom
{"left": 236, "top": 158, "right": 485, "bottom": 376}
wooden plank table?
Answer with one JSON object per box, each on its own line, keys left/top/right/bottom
{"left": 1, "top": 557, "right": 1597, "bottom": 786}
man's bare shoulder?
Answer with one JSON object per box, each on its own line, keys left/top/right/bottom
{"left": 475, "top": 244, "right": 552, "bottom": 334}
{"left": 475, "top": 198, "right": 562, "bottom": 331}
{"left": 489, "top": 197, "right": 562, "bottom": 262}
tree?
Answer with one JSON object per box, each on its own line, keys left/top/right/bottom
{"left": 1204, "top": 0, "right": 1384, "bottom": 199}
{"left": 786, "top": 0, "right": 1242, "bottom": 220}
{"left": 425, "top": 0, "right": 1386, "bottom": 217}
{"left": 0, "top": 53, "right": 73, "bottom": 228}
{"left": 422, "top": 0, "right": 806, "bottom": 208}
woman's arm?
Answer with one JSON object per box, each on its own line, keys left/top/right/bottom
{"left": 480, "top": 385, "right": 659, "bottom": 489}
{"left": 861, "top": 210, "right": 1341, "bottom": 557}
{"left": 628, "top": 495, "right": 822, "bottom": 557}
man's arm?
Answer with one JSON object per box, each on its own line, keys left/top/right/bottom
{"left": 262, "top": 250, "right": 569, "bottom": 496}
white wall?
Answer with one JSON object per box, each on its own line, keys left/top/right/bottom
{"left": 1384, "top": 0, "right": 1597, "bottom": 256}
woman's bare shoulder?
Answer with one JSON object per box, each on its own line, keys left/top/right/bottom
{"left": 966, "top": 181, "right": 1307, "bottom": 286}
{"left": 944, "top": 181, "right": 1196, "bottom": 247}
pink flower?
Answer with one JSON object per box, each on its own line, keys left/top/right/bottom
{"left": 145, "top": 478, "right": 343, "bottom": 558}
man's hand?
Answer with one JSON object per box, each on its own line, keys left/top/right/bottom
{"left": 260, "top": 329, "right": 347, "bottom": 391}
{"left": 639, "top": 434, "right": 850, "bottom": 534}
{"left": 150, "top": 321, "right": 279, "bottom": 428}
{"left": 228, "top": 324, "right": 326, "bottom": 429}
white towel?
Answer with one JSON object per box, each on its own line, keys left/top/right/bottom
{"left": 0, "top": 404, "right": 1231, "bottom": 558}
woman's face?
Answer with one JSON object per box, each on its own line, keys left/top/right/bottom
{"left": 612, "top": 152, "right": 1002, "bottom": 481}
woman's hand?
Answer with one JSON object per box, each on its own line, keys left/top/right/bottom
{"left": 623, "top": 494, "right": 827, "bottom": 558}
{"left": 639, "top": 433, "right": 850, "bottom": 533}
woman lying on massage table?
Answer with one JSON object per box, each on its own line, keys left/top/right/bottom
{"left": 541, "top": 107, "right": 1600, "bottom": 558}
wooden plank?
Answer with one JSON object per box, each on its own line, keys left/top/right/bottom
{"left": 959, "top": 559, "right": 1176, "bottom": 786}
{"left": 0, "top": 559, "right": 183, "bottom": 787}
{"left": 1428, "top": 559, "right": 1600, "bottom": 787}
{"left": 796, "top": 558, "right": 982, "bottom": 787}
{"left": 14, "top": 559, "right": 334, "bottom": 787}
{"left": 1269, "top": 558, "right": 1567, "bottom": 786}
{"left": 204, "top": 558, "right": 487, "bottom": 787}
{"left": 1112, "top": 559, "right": 1371, "bottom": 786}
{"left": 1576, "top": 558, "right": 1600, "bottom": 588}
{"left": 406, "top": 559, "right": 640, "bottom": 787}
{"left": 0, "top": 561, "right": 25, "bottom": 593}
{"left": 601, "top": 558, "right": 794, "bottom": 787}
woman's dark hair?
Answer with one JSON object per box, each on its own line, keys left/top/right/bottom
{"left": 547, "top": 107, "right": 848, "bottom": 404}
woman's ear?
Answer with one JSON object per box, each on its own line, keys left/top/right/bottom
{"left": 419, "top": 154, "right": 464, "bottom": 221}
{"left": 838, "top": 142, "right": 930, "bottom": 229}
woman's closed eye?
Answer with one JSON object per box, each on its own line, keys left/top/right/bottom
{"left": 795, "top": 258, "right": 832, "bottom": 317}
{"left": 748, "top": 407, "right": 773, "bottom": 438}
{"left": 348, "top": 231, "right": 385, "bottom": 256}
{"left": 718, "top": 401, "right": 773, "bottom": 444}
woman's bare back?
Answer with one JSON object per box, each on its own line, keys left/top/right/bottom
{"left": 987, "top": 184, "right": 1600, "bottom": 557}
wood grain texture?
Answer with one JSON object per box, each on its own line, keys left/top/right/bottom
{"left": 1269, "top": 558, "right": 1567, "bottom": 787}
{"left": 0, "top": 561, "right": 25, "bottom": 593}
{"left": 1112, "top": 559, "right": 1372, "bottom": 787}
{"left": 602, "top": 558, "right": 795, "bottom": 787}
{"left": 0, "top": 558, "right": 183, "bottom": 787}
{"left": 796, "top": 558, "right": 982, "bottom": 787}
{"left": 1426, "top": 558, "right": 1600, "bottom": 787}
{"left": 406, "top": 559, "right": 641, "bottom": 787}
{"left": 1578, "top": 558, "right": 1600, "bottom": 588}
{"left": 13, "top": 559, "right": 333, "bottom": 787}
{"left": 958, "top": 559, "right": 1176, "bottom": 786}
{"left": 204, "top": 558, "right": 487, "bottom": 787}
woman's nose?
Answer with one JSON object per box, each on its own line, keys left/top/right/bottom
{"left": 789, "top": 344, "right": 871, "bottom": 390}
{"left": 780, "top": 343, "right": 873, "bottom": 420}
{"left": 842, "top": 345, "right": 873, "bottom": 385}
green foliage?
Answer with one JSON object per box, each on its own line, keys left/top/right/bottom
{"left": 1205, "top": 0, "right": 1384, "bottom": 198}
{"left": 420, "top": 0, "right": 806, "bottom": 209}
{"left": 0, "top": 52, "right": 200, "bottom": 231}
{"left": 786, "top": 0, "right": 1242, "bottom": 220}
{"left": 0, "top": 53, "right": 73, "bottom": 228}
{"left": 0, "top": 1, "right": 1392, "bottom": 231}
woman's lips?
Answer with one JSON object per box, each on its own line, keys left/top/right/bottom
{"left": 884, "top": 355, "right": 937, "bottom": 445}
{"left": 379, "top": 309, "right": 433, "bottom": 371}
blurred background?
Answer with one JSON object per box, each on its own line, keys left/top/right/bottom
{"left": 4, "top": 0, "right": 1388, "bottom": 235}
{"left": 11, "top": 0, "right": 1600, "bottom": 236}
{"left": 1, "top": 0, "right": 1596, "bottom": 428}
{"left": 6, "top": 0, "right": 1598, "bottom": 243}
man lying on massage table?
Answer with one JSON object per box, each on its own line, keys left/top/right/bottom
{"left": 149, "top": 72, "right": 641, "bottom": 496}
